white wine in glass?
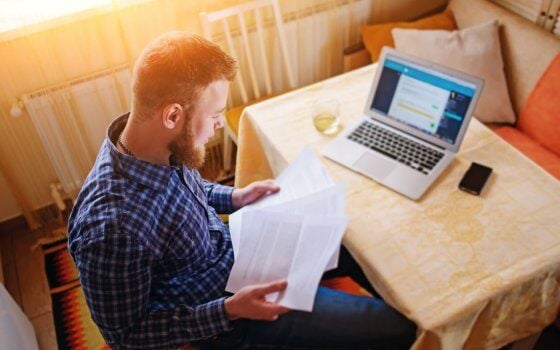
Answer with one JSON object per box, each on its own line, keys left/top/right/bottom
{"left": 313, "top": 112, "right": 340, "bottom": 135}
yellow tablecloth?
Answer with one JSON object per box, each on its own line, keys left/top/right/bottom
{"left": 234, "top": 64, "right": 560, "bottom": 350}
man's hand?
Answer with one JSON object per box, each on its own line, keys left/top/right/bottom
{"left": 232, "top": 179, "right": 280, "bottom": 210}
{"left": 224, "top": 279, "right": 290, "bottom": 321}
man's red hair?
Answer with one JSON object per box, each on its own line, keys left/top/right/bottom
{"left": 131, "top": 31, "right": 237, "bottom": 120}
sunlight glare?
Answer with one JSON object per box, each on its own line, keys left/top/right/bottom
{"left": 0, "top": 0, "right": 113, "bottom": 33}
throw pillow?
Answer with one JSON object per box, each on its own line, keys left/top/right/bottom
{"left": 392, "top": 20, "right": 516, "bottom": 124}
{"left": 361, "top": 9, "right": 457, "bottom": 63}
{"left": 517, "top": 53, "right": 560, "bottom": 156}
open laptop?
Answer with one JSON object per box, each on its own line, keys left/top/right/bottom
{"left": 322, "top": 47, "right": 484, "bottom": 200}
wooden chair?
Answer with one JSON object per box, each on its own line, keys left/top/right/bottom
{"left": 199, "top": 0, "right": 297, "bottom": 173}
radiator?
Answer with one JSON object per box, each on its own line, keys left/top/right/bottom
{"left": 22, "top": 65, "right": 131, "bottom": 195}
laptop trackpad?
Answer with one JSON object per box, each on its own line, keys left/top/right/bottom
{"left": 353, "top": 152, "right": 397, "bottom": 180}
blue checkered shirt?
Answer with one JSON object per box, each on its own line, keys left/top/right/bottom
{"left": 68, "top": 115, "right": 235, "bottom": 349}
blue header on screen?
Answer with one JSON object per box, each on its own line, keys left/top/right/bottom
{"left": 384, "top": 59, "right": 475, "bottom": 97}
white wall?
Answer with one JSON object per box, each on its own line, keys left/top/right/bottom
{"left": 0, "top": 172, "right": 21, "bottom": 222}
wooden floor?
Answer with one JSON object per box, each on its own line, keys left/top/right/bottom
{"left": 1, "top": 227, "right": 58, "bottom": 350}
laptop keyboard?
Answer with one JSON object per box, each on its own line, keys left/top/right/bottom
{"left": 347, "top": 121, "right": 444, "bottom": 175}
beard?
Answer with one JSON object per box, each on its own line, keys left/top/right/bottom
{"left": 168, "top": 115, "right": 206, "bottom": 169}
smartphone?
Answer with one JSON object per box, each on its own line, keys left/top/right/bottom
{"left": 459, "top": 162, "right": 493, "bottom": 195}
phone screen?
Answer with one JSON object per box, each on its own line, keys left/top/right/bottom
{"left": 459, "top": 162, "right": 493, "bottom": 195}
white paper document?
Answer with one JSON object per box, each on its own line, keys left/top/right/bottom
{"left": 274, "top": 215, "right": 348, "bottom": 311}
{"left": 227, "top": 210, "right": 303, "bottom": 293}
{"left": 229, "top": 148, "right": 338, "bottom": 256}
{"left": 226, "top": 148, "right": 348, "bottom": 311}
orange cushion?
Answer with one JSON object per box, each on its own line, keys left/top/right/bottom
{"left": 361, "top": 9, "right": 457, "bottom": 63}
{"left": 494, "top": 126, "right": 560, "bottom": 179}
{"left": 225, "top": 104, "right": 245, "bottom": 136}
{"left": 225, "top": 92, "right": 287, "bottom": 136}
{"left": 225, "top": 98, "right": 267, "bottom": 136}
{"left": 517, "top": 54, "right": 560, "bottom": 157}
{"left": 320, "top": 277, "right": 372, "bottom": 297}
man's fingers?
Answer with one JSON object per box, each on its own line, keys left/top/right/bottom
{"left": 275, "top": 306, "right": 290, "bottom": 315}
{"left": 259, "top": 304, "right": 290, "bottom": 321}
{"left": 257, "top": 180, "right": 280, "bottom": 193}
{"left": 254, "top": 279, "right": 288, "bottom": 295}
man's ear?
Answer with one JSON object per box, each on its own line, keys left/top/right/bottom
{"left": 161, "top": 103, "right": 184, "bottom": 130}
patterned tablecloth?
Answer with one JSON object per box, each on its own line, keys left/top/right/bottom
{"left": 234, "top": 64, "right": 560, "bottom": 350}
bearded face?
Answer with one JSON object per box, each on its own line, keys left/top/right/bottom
{"left": 168, "top": 111, "right": 206, "bottom": 169}
{"left": 167, "top": 80, "right": 228, "bottom": 169}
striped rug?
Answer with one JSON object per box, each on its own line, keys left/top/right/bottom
{"left": 42, "top": 240, "right": 109, "bottom": 350}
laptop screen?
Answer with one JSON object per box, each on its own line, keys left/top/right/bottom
{"left": 370, "top": 56, "right": 477, "bottom": 145}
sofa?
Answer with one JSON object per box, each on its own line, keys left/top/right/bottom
{"left": 344, "top": 0, "right": 560, "bottom": 179}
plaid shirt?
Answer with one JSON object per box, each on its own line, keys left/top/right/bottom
{"left": 68, "top": 114, "right": 235, "bottom": 349}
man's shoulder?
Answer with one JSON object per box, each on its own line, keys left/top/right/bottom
{"left": 68, "top": 186, "right": 127, "bottom": 245}
{"left": 67, "top": 188, "right": 169, "bottom": 256}
{"left": 68, "top": 154, "right": 165, "bottom": 252}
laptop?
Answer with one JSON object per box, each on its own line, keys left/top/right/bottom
{"left": 322, "top": 47, "right": 484, "bottom": 200}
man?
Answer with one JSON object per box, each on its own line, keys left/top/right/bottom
{"left": 68, "top": 31, "right": 416, "bottom": 349}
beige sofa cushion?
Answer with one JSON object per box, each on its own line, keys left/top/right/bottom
{"left": 392, "top": 21, "right": 516, "bottom": 124}
{"left": 448, "top": 0, "right": 560, "bottom": 116}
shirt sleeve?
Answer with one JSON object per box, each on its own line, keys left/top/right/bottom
{"left": 74, "top": 234, "right": 232, "bottom": 349}
{"left": 203, "top": 180, "right": 234, "bottom": 214}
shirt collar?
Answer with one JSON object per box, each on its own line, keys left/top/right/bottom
{"left": 107, "top": 113, "right": 178, "bottom": 192}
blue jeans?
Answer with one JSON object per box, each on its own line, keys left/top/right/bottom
{"left": 194, "top": 248, "right": 416, "bottom": 349}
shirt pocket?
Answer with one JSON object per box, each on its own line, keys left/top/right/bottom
{"left": 164, "top": 212, "right": 212, "bottom": 272}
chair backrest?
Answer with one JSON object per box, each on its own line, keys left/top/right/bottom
{"left": 199, "top": 0, "right": 296, "bottom": 106}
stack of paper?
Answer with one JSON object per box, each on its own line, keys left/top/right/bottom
{"left": 226, "top": 148, "right": 348, "bottom": 311}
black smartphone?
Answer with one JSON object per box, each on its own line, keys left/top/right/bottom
{"left": 459, "top": 162, "right": 493, "bottom": 195}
